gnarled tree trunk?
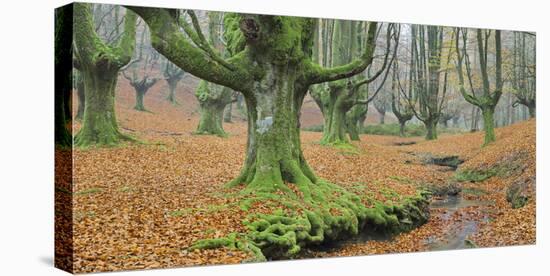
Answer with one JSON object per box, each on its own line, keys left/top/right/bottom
{"left": 195, "top": 80, "right": 233, "bottom": 137}
{"left": 73, "top": 3, "right": 136, "bottom": 147}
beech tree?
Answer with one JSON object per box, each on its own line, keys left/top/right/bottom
{"left": 512, "top": 32, "right": 536, "bottom": 118}
{"left": 391, "top": 61, "right": 414, "bottom": 136}
{"left": 310, "top": 22, "right": 397, "bottom": 144}
{"left": 122, "top": 30, "right": 160, "bottom": 112}
{"left": 373, "top": 89, "right": 390, "bottom": 124}
{"left": 163, "top": 61, "right": 185, "bottom": 105}
{"left": 73, "top": 3, "right": 137, "bottom": 147}
{"left": 455, "top": 28, "right": 502, "bottom": 145}
{"left": 129, "top": 7, "right": 382, "bottom": 188}
{"left": 402, "top": 25, "right": 451, "bottom": 140}
{"left": 191, "top": 11, "right": 237, "bottom": 137}
{"left": 123, "top": 70, "right": 159, "bottom": 112}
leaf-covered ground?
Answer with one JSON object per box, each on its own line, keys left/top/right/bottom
{"left": 60, "top": 78, "right": 535, "bottom": 273}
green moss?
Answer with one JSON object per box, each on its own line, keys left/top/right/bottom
{"left": 75, "top": 187, "right": 102, "bottom": 195}
{"left": 464, "top": 239, "right": 478, "bottom": 248}
{"left": 73, "top": 4, "right": 138, "bottom": 148}
{"left": 190, "top": 179, "right": 430, "bottom": 260}
{"left": 455, "top": 169, "right": 498, "bottom": 183}
{"left": 119, "top": 186, "right": 133, "bottom": 193}
{"left": 168, "top": 208, "right": 194, "bottom": 217}
{"left": 462, "top": 187, "right": 488, "bottom": 196}
{"left": 389, "top": 175, "right": 414, "bottom": 184}
{"left": 194, "top": 80, "right": 233, "bottom": 137}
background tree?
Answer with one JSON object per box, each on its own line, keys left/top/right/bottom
{"left": 511, "top": 32, "right": 536, "bottom": 118}
{"left": 73, "top": 3, "right": 137, "bottom": 147}
{"left": 455, "top": 28, "right": 503, "bottom": 145}
{"left": 373, "top": 89, "right": 391, "bottom": 124}
{"left": 163, "top": 60, "right": 185, "bottom": 105}
{"left": 391, "top": 61, "right": 414, "bottom": 136}
{"left": 403, "top": 25, "right": 451, "bottom": 140}
{"left": 122, "top": 25, "right": 160, "bottom": 112}
{"left": 191, "top": 11, "right": 238, "bottom": 136}
{"left": 310, "top": 22, "right": 396, "bottom": 144}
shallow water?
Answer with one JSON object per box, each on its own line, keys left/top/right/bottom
{"left": 426, "top": 195, "right": 493, "bottom": 250}
{"left": 302, "top": 195, "right": 494, "bottom": 257}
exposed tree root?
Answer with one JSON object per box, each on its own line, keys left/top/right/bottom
{"left": 189, "top": 179, "right": 430, "bottom": 261}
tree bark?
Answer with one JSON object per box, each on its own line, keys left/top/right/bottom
{"left": 482, "top": 107, "right": 496, "bottom": 145}
{"left": 224, "top": 103, "right": 233, "bottom": 123}
{"left": 228, "top": 64, "right": 317, "bottom": 191}
{"left": 134, "top": 88, "right": 146, "bottom": 111}
{"left": 399, "top": 121, "right": 406, "bottom": 137}
{"left": 76, "top": 67, "right": 129, "bottom": 146}
{"left": 73, "top": 3, "right": 137, "bottom": 147}
{"left": 195, "top": 80, "right": 233, "bottom": 137}
{"left": 166, "top": 78, "right": 179, "bottom": 105}
{"left": 425, "top": 118, "right": 438, "bottom": 140}
{"left": 528, "top": 105, "right": 535, "bottom": 118}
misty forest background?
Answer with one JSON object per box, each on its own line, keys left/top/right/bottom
{"left": 54, "top": 3, "right": 536, "bottom": 273}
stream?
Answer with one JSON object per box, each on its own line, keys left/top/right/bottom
{"left": 302, "top": 194, "right": 494, "bottom": 257}
{"left": 425, "top": 195, "right": 494, "bottom": 250}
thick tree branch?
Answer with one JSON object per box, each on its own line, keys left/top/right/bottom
{"left": 306, "top": 22, "right": 378, "bottom": 84}
{"left": 126, "top": 6, "right": 251, "bottom": 93}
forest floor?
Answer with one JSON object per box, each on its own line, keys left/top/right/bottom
{"left": 60, "top": 78, "right": 536, "bottom": 273}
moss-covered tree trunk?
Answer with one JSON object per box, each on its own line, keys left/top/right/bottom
{"left": 76, "top": 67, "right": 127, "bottom": 146}
{"left": 345, "top": 106, "right": 367, "bottom": 141}
{"left": 228, "top": 64, "right": 317, "bottom": 191}
{"left": 73, "top": 3, "right": 136, "bottom": 147}
{"left": 399, "top": 121, "right": 406, "bottom": 137}
{"left": 163, "top": 61, "right": 185, "bottom": 105}
{"left": 196, "top": 102, "right": 226, "bottom": 136}
{"left": 320, "top": 89, "right": 354, "bottom": 145}
{"left": 481, "top": 107, "right": 496, "bottom": 144}
{"left": 134, "top": 88, "right": 146, "bottom": 111}
{"left": 425, "top": 118, "right": 438, "bottom": 140}
{"left": 195, "top": 80, "right": 233, "bottom": 137}
{"left": 455, "top": 28, "right": 503, "bottom": 146}
{"left": 124, "top": 73, "right": 158, "bottom": 112}
{"left": 193, "top": 11, "right": 237, "bottom": 136}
